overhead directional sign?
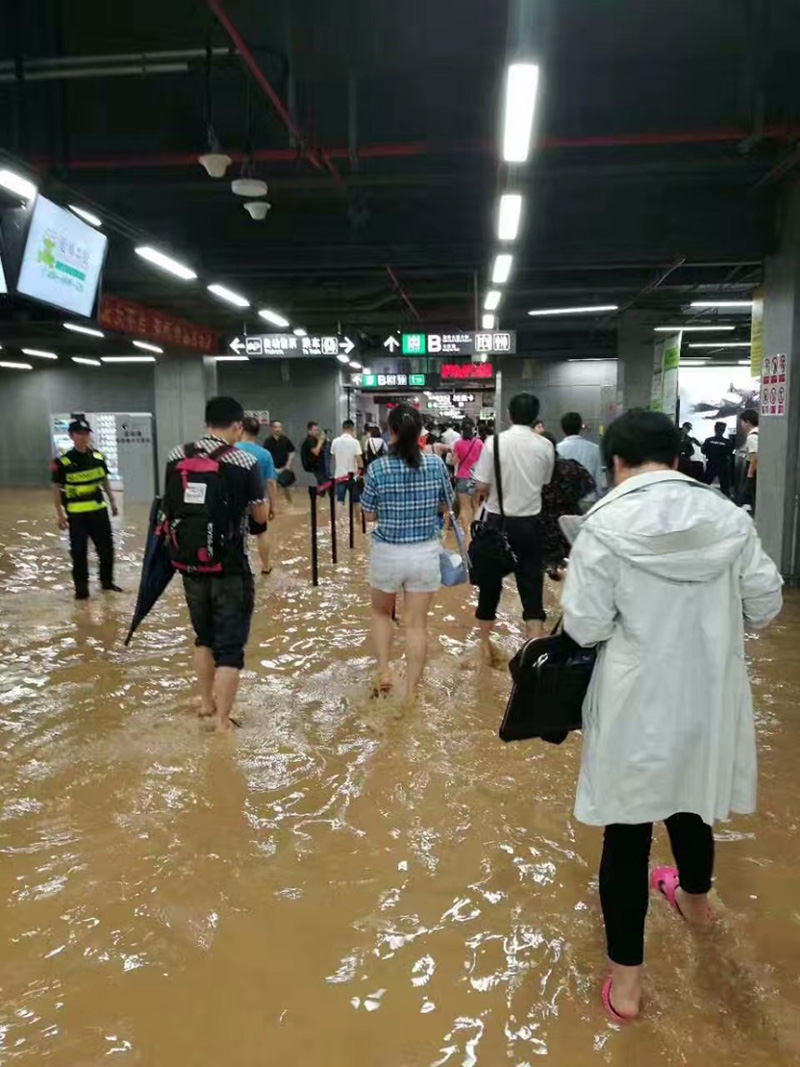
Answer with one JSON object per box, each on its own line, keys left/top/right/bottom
{"left": 229, "top": 334, "right": 356, "bottom": 358}
{"left": 401, "top": 330, "right": 516, "bottom": 356}
{"left": 361, "top": 372, "right": 427, "bottom": 388}
{"left": 450, "top": 393, "right": 476, "bottom": 404}
{"left": 383, "top": 335, "right": 400, "bottom": 352}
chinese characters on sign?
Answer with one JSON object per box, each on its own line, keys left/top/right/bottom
{"left": 760, "top": 353, "right": 789, "bottom": 418}
{"left": 402, "top": 331, "right": 515, "bottom": 356}
{"left": 359, "top": 373, "right": 427, "bottom": 389}
{"left": 99, "top": 295, "right": 218, "bottom": 353}
{"left": 441, "top": 363, "right": 494, "bottom": 381}
{"left": 234, "top": 334, "right": 356, "bottom": 358}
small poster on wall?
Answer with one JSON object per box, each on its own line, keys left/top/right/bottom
{"left": 760, "top": 354, "right": 788, "bottom": 418}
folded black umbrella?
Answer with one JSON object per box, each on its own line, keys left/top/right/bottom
{"left": 124, "top": 497, "right": 175, "bottom": 647}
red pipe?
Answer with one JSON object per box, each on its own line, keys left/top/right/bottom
{"left": 386, "top": 266, "right": 422, "bottom": 322}
{"left": 43, "top": 124, "right": 800, "bottom": 171}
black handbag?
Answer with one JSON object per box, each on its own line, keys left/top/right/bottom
{"left": 277, "top": 469, "right": 296, "bottom": 488}
{"left": 499, "top": 618, "right": 597, "bottom": 744}
{"left": 468, "top": 433, "right": 518, "bottom": 586}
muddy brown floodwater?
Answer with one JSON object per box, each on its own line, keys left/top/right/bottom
{"left": 2, "top": 488, "right": 800, "bottom": 1065}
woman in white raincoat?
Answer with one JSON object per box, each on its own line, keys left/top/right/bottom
{"left": 562, "top": 410, "right": 782, "bottom": 1023}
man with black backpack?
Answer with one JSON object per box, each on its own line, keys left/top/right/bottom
{"left": 163, "top": 396, "right": 267, "bottom": 733}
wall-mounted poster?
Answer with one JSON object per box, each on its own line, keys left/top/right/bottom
{"left": 760, "top": 353, "right": 788, "bottom": 418}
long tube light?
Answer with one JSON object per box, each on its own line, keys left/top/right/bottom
{"left": 64, "top": 322, "right": 104, "bottom": 338}
{"left": 135, "top": 245, "right": 197, "bottom": 280}
{"left": 293, "top": 327, "right": 307, "bottom": 337}
{"left": 72, "top": 356, "right": 101, "bottom": 367}
{"left": 132, "top": 340, "right": 163, "bottom": 353}
{"left": 258, "top": 308, "right": 290, "bottom": 328}
{"left": 336, "top": 354, "right": 350, "bottom": 364}
{"left": 22, "top": 348, "right": 58, "bottom": 359}
{"left": 482, "top": 313, "right": 496, "bottom": 330}
{"left": 528, "top": 304, "right": 618, "bottom": 317}
{"left": 484, "top": 290, "right": 502, "bottom": 311}
{"left": 491, "top": 253, "right": 513, "bottom": 284}
{"left": 690, "top": 300, "right": 753, "bottom": 309}
{"left": 101, "top": 356, "right": 156, "bottom": 364}
{"left": 0, "top": 361, "right": 33, "bottom": 370}
{"left": 654, "top": 325, "right": 735, "bottom": 332}
{"left": 214, "top": 355, "right": 249, "bottom": 362}
{"left": 497, "top": 193, "right": 523, "bottom": 241}
{"left": 0, "top": 168, "right": 36, "bottom": 200}
{"left": 501, "top": 63, "right": 540, "bottom": 163}
{"left": 68, "top": 204, "right": 102, "bottom": 227}
{"left": 207, "top": 283, "right": 250, "bottom": 308}
{"left": 688, "top": 342, "right": 751, "bottom": 349}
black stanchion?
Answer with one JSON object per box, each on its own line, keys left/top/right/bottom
{"left": 329, "top": 482, "right": 338, "bottom": 564}
{"left": 348, "top": 474, "right": 355, "bottom": 550}
{"left": 308, "top": 486, "right": 319, "bottom": 587}
{"left": 361, "top": 503, "right": 367, "bottom": 535}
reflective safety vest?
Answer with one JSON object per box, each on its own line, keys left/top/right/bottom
{"left": 59, "top": 451, "right": 108, "bottom": 514}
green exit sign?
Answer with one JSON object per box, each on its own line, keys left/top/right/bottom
{"left": 402, "top": 333, "right": 427, "bottom": 355}
{"left": 362, "top": 374, "right": 377, "bottom": 387}
{"left": 409, "top": 374, "right": 426, "bottom": 386}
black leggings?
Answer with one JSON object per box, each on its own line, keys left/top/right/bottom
{"left": 600, "top": 813, "right": 714, "bottom": 967}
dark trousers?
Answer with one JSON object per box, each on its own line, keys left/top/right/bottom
{"left": 600, "top": 813, "right": 714, "bottom": 966}
{"left": 68, "top": 509, "right": 114, "bottom": 594}
{"left": 705, "top": 464, "right": 731, "bottom": 496}
{"left": 475, "top": 513, "right": 545, "bottom": 622}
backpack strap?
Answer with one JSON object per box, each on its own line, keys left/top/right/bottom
{"left": 209, "top": 443, "right": 234, "bottom": 461}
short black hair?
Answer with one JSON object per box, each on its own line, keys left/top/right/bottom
{"left": 508, "top": 392, "right": 540, "bottom": 426}
{"left": 561, "top": 412, "right": 583, "bottom": 437}
{"left": 741, "top": 408, "right": 759, "bottom": 427}
{"left": 681, "top": 421, "right": 692, "bottom": 431}
{"left": 342, "top": 418, "right": 355, "bottom": 430}
{"left": 715, "top": 421, "right": 727, "bottom": 433}
{"left": 307, "top": 420, "right": 319, "bottom": 431}
{"left": 241, "top": 415, "right": 260, "bottom": 436}
{"left": 205, "top": 396, "right": 244, "bottom": 428}
{"left": 602, "top": 409, "right": 681, "bottom": 469}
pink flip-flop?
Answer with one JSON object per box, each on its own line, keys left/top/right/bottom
{"left": 602, "top": 977, "right": 637, "bottom": 1024}
{"left": 651, "top": 866, "right": 714, "bottom": 923}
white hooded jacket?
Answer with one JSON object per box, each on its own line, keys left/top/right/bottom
{"left": 562, "top": 470, "right": 783, "bottom": 827}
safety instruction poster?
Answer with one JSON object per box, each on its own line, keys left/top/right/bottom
{"left": 760, "top": 354, "right": 788, "bottom": 417}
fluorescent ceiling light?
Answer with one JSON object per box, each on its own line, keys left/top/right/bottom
{"left": 491, "top": 253, "right": 513, "bottom": 284}
{"left": 501, "top": 63, "right": 540, "bottom": 163}
{"left": 528, "top": 304, "right": 618, "bottom": 317}
{"left": 63, "top": 322, "right": 104, "bottom": 338}
{"left": 482, "top": 313, "right": 496, "bottom": 330}
{"left": 100, "top": 356, "right": 156, "bottom": 364}
{"left": 336, "top": 354, "right": 350, "bottom": 364}
{"left": 349, "top": 360, "right": 362, "bottom": 370}
{"left": 738, "top": 360, "right": 754, "bottom": 366}
{"left": 135, "top": 245, "right": 197, "bottom": 281}
{"left": 484, "top": 290, "right": 502, "bottom": 311}
{"left": 68, "top": 204, "right": 101, "bottom": 227}
{"left": 654, "top": 325, "right": 735, "bottom": 332}
{"left": 690, "top": 300, "right": 753, "bottom": 309}
{"left": 293, "top": 327, "right": 307, "bottom": 337}
{"left": 214, "top": 355, "right": 249, "bottom": 362}
{"left": 688, "top": 342, "right": 751, "bottom": 349}
{"left": 0, "top": 361, "right": 33, "bottom": 370}
{"left": 497, "top": 193, "right": 523, "bottom": 240}
{"left": 258, "top": 308, "right": 290, "bottom": 328}
{"left": 72, "top": 356, "right": 101, "bottom": 367}
{"left": 132, "top": 340, "right": 163, "bottom": 353}
{"left": 207, "top": 283, "right": 250, "bottom": 308}
{"left": 681, "top": 359, "right": 708, "bottom": 366}
{"left": 0, "top": 168, "right": 36, "bottom": 200}
{"left": 22, "top": 348, "right": 57, "bottom": 360}
{"left": 567, "top": 357, "right": 617, "bottom": 362}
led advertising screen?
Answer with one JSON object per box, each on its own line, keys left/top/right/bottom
{"left": 16, "top": 196, "right": 107, "bottom": 317}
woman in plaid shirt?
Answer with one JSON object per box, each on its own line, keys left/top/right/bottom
{"left": 361, "top": 404, "right": 453, "bottom": 703}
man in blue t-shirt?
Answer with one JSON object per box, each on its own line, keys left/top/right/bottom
{"left": 237, "top": 416, "right": 279, "bottom": 574}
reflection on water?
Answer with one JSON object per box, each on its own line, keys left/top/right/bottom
{"left": 1, "top": 489, "right": 800, "bottom": 1065}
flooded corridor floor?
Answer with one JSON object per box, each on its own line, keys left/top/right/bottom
{"left": 2, "top": 489, "right": 800, "bottom": 1066}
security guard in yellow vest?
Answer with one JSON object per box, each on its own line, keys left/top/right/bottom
{"left": 51, "top": 418, "right": 122, "bottom": 600}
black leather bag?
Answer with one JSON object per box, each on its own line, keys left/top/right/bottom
{"left": 468, "top": 433, "right": 517, "bottom": 586}
{"left": 499, "top": 619, "right": 596, "bottom": 743}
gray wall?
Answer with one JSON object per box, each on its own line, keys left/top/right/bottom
{"left": 0, "top": 364, "right": 155, "bottom": 486}
{"left": 496, "top": 356, "right": 618, "bottom": 438}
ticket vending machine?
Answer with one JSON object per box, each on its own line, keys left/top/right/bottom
{"left": 50, "top": 412, "right": 156, "bottom": 503}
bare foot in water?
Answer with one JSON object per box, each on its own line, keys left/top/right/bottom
{"left": 480, "top": 640, "right": 506, "bottom": 669}
{"left": 371, "top": 672, "right": 394, "bottom": 698}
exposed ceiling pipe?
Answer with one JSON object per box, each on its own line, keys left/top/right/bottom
{"left": 386, "top": 266, "right": 422, "bottom": 322}
{"left": 207, "top": 0, "right": 345, "bottom": 187}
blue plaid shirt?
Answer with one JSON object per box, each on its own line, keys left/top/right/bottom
{"left": 361, "top": 452, "right": 453, "bottom": 544}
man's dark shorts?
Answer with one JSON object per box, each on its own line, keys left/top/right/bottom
{"left": 183, "top": 572, "right": 255, "bottom": 669}
{"left": 336, "top": 478, "right": 361, "bottom": 504}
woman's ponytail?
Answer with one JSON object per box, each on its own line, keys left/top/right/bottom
{"left": 388, "top": 403, "right": 422, "bottom": 468}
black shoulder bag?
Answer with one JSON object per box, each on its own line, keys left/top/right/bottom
{"left": 468, "top": 433, "right": 518, "bottom": 586}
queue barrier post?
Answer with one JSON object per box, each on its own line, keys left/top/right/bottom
{"left": 348, "top": 474, "right": 355, "bottom": 550}
{"left": 329, "top": 480, "right": 338, "bottom": 564}
{"left": 308, "top": 486, "right": 319, "bottom": 587}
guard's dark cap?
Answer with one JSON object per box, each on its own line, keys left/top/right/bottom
{"left": 68, "top": 418, "right": 92, "bottom": 434}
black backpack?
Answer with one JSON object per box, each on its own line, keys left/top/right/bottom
{"left": 162, "top": 443, "right": 236, "bottom": 573}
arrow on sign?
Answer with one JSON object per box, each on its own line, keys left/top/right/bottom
{"left": 339, "top": 336, "right": 355, "bottom": 356}
{"left": 229, "top": 336, "right": 245, "bottom": 354}
{"left": 383, "top": 335, "right": 400, "bottom": 352}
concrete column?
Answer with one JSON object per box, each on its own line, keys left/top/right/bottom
{"left": 617, "top": 310, "right": 661, "bottom": 410}
{"left": 154, "top": 355, "right": 218, "bottom": 486}
{"left": 755, "top": 184, "right": 800, "bottom": 579}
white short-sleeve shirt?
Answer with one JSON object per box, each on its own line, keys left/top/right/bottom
{"left": 331, "top": 434, "right": 363, "bottom": 478}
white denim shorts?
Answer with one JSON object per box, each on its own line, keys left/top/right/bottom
{"left": 369, "top": 537, "right": 441, "bottom": 594}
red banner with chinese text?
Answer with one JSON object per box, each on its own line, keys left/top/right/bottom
{"left": 441, "top": 362, "right": 494, "bottom": 380}
{"left": 99, "top": 295, "right": 219, "bottom": 353}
